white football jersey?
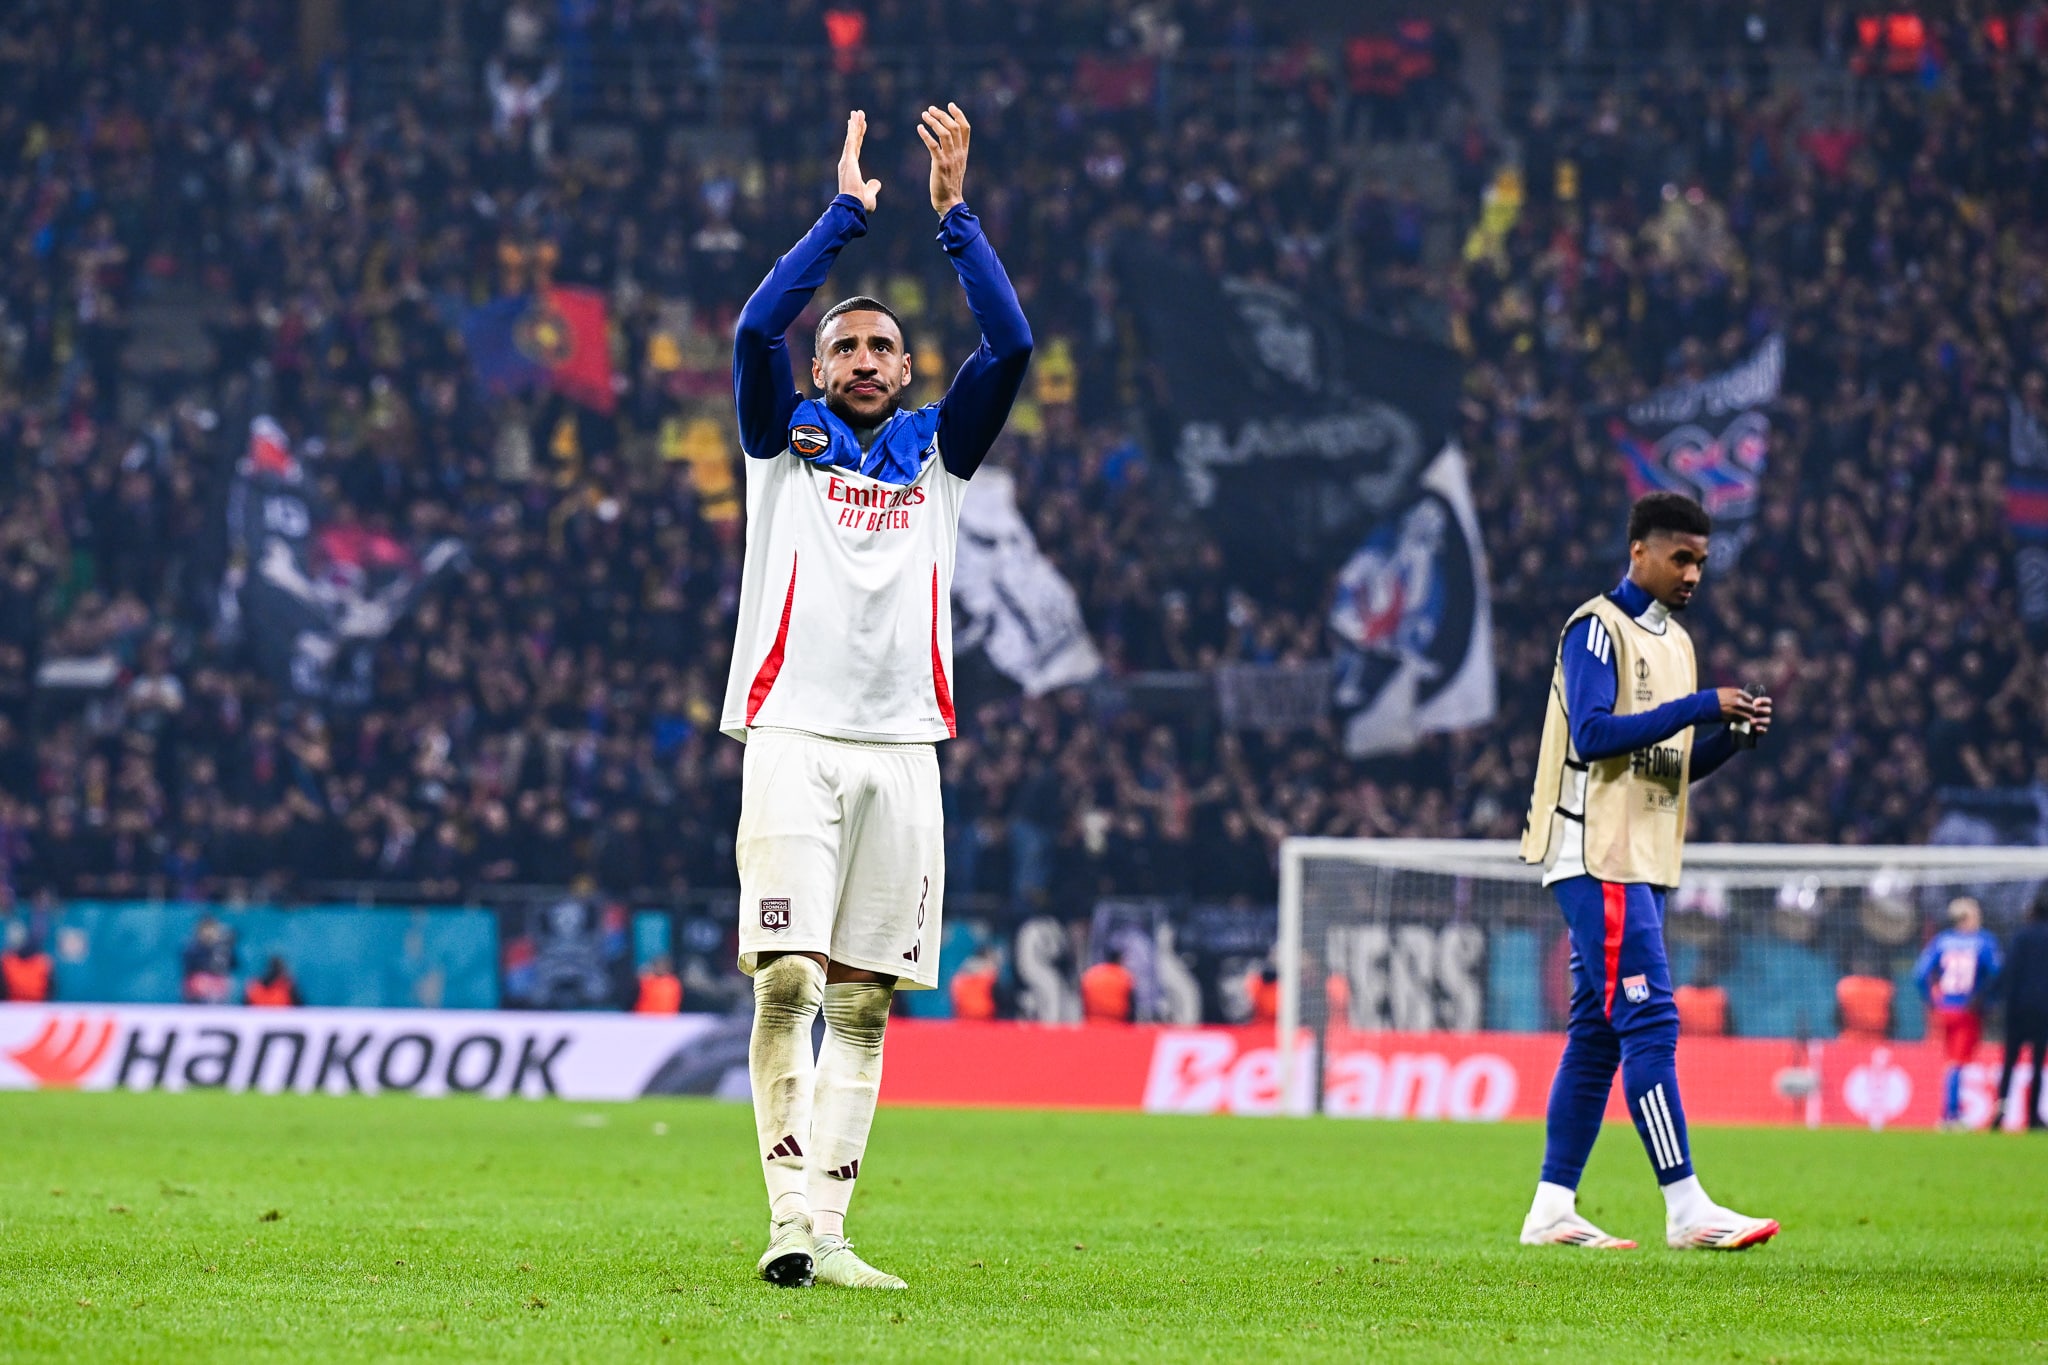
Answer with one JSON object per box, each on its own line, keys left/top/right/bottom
{"left": 721, "top": 435, "right": 968, "bottom": 744}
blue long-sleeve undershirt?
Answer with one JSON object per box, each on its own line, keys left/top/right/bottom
{"left": 1559, "top": 577, "right": 1740, "bottom": 780}
{"left": 732, "top": 194, "right": 1032, "bottom": 478}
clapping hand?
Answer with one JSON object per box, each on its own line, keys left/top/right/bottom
{"left": 917, "top": 102, "right": 970, "bottom": 217}
{"left": 838, "top": 110, "right": 880, "bottom": 212}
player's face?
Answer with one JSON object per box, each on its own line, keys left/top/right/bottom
{"left": 813, "top": 312, "right": 911, "bottom": 424}
{"left": 1630, "top": 530, "right": 1709, "bottom": 610}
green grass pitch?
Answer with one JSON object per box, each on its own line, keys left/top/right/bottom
{"left": 1, "top": 1092, "right": 2043, "bottom": 1362}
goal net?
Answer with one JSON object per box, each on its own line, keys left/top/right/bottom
{"left": 1275, "top": 839, "right": 2048, "bottom": 1130}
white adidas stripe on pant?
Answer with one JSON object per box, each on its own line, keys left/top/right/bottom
{"left": 1639, "top": 1083, "right": 1685, "bottom": 1171}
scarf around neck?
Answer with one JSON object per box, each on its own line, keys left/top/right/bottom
{"left": 788, "top": 397, "right": 942, "bottom": 487}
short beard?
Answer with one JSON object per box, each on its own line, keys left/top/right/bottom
{"left": 825, "top": 389, "right": 900, "bottom": 428}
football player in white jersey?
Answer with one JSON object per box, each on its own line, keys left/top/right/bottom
{"left": 725, "top": 105, "right": 1030, "bottom": 1290}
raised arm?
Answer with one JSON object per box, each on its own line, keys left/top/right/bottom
{"left": 732, "top": 111, "right": 880, "bottom": 458}
{"left": 917, "top": 103, "right": 1033, "bottom": 480}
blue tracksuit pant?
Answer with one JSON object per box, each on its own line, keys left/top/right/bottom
{"left": 1539, "top": 876, "right": 1695, "bottom": 1188}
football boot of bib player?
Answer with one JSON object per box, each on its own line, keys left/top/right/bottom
{"left": 1666, "top": 1209, "right": 1781, "bottom": 1251}
{"left": 1518, "top": 1205, "right": 1638, "bottom": 1251}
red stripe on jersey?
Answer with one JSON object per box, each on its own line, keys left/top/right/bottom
{"left": 1601, "top": 880, "right": 1626, "bottom": 1018}
{"left": 746, "top": 554, "right": 798, "bottom": 725}
{"left": 929, "top": 565, "right": 956, "bottom": 738}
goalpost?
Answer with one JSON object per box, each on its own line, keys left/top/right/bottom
{"left": 1275, "top": 838, "right": 2048, "bottom": 1126}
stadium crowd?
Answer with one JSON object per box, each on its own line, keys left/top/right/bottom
{"left": 0, "top": 0, "right": 2044, "bottom": 925}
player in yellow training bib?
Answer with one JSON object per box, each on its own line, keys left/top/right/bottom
{"left": 1517, "top": 493, "right": 1782, "bottom": 1252}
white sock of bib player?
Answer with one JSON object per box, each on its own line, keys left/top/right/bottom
{"left": 1528, "top": 1180, "right": 1577, "bottom": 1225}
{"left": 1660, "top": 1174, "right": 1716, "bottom": 1227}
{"left": 750, "top": 955, "right": 826, "bottom": 1222}
{"left": 807, "top": 981, "right": 891, "bottom": 1241}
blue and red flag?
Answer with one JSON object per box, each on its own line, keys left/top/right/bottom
{"left": 2005, "top": 477, "right": 2048, "bottom": 543}
{"left": 461, "top": 285, "right": 616, "bottom": 413}
{"left": 1608, "top": 335, "right": 1780, "bottom": 561}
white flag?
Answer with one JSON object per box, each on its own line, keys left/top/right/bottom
{"left": 1331, "top": 444, "right": 1495, "bottom": 758}
{"left": 953, "top": 468, "right": 1102, "bottom": 696}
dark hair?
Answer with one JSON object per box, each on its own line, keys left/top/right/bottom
{"left": 1627, "top": 492, "right": 1712, "bottom": 544}
{"left": 814, "top": 296, "right": 905, "bottom": 353}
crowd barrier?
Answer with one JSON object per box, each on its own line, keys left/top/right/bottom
{"left": 4, "top": 1005, "right": 2033, "bottom": 1131}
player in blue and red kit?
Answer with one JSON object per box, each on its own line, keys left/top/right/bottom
{"left": 1914, "top": 897, "right": 2003, "bottom": 1130}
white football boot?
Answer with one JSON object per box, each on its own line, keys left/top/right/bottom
{"left": 757, "top": 1212, "right": 815, "bottom": 1287}
{"left": 1667, "top": 1208, "right": 1780, "bottom": 1251}
{"left": 1519, "top": 1209, "right": 1638, "bottom": 1250}
{"left": 812, "top": 1234, "right": 908, "bottom": 1289}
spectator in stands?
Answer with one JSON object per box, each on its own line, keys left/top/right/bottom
{"left": 1080, "top": 948, "right": 1136, "bottom": 1024}
{"left": 1, "top": 925, "right": 52, "bottom": 1002}
{"left": 181, "top": 917, "right": 238, "bottom": 1006}
{"left": 1836, "top": 957, "right": 1896, "bottom": 1043}
{"left": 1324, "top": 967, "right": 1353, "bottom": 1028}
{"left": 1674, "top": 976, "right": 1729, "bottom": 1038}
{"left": 1997, "top": 895, "right": 2048, "bottom": 1131}
{"left": 1245, "top": 963, "right": 1280, "bottom": 1025}
{"left": 244, "top": 955, "right": 303, "bottom": 1008}
{"left": 634, "top": 954, "right": 684, "bottom": 1014}
{"left": 949, "top": 950, "right": 999, "bottom": 1021}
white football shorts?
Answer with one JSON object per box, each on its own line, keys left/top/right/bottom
{"left": 735, "top": 726, "right": 945, "bottom": 989}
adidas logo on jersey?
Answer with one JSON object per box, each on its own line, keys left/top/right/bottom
{"left": 765, "top": 1134, "right": 804, "bottom": 1161}
{"left": 823, "top": 1159, "right": 859, "bottom": 1181}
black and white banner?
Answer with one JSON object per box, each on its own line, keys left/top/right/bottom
{"left": 953, "top": 467, "right": 1102, "bottom": 696}
{"left": 1329, "top": 444, "right": 1495, "bottom": 757}
{"left": 1121, "top": 255, "right": 1462, "bottom": 576}
{"left": 224, "top": 417, "right": 460, "bottom": 704}
{"left": 1613, "top": 335, "right": 1781, "bottom": 562}
{"left": 0, "top": 1003, "right": 724, "bottom": 1100}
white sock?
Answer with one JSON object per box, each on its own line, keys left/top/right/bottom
{"left": 1661, "top": 1174, "right": 1715, "bottom": 1227}
{"left": 807, "top": 980, "right": 891, "bottom": 1242}
{"left": 1529, "top": 1180, "right": 1577, "bottom": 1225}
{"left": 749, "top": 955, "right": 825, "bottom": 1223}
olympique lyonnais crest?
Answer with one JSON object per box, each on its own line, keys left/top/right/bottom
{"left": 457, "top": 285, "right": 616, "bottom": 413}
{"left": 1327, "top": 446, "right": 1496, "bottom": 759}
{"left": 1329, "top": 492, "right": 1475, "bottom": 708}
{"left": 1623, "top": 974, "right": 1651, "bottom": 1004}
{"left": 513, "top": 302, "right": 576, "bottom": 365}
{"left": 760, "top": 898, "right": 792, "bottom": 933}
